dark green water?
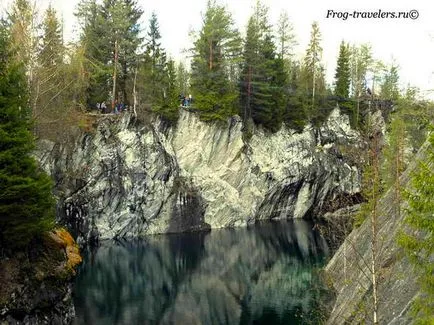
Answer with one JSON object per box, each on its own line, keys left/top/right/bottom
{"left": 73, "top": 220, "right": 330, "bottom": 325}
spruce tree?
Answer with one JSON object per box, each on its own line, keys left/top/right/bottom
{"left": 143, "top": 12, "right": 168, "bottom": 107}
{"left": 190, "top": 0, "right": 241, "bottom": 121}
{"left": 284, "top": 60, "right": 308, "bottom": 131}
{"left": 34, "top": 5, "right": 66, "bottom": 130}
{"left": 380, "top": 64, "right": 400, "bottom": 101}
{"left": 76, "top": 0, "right": 110, "bottom": 106}
{"left": 0, "top": 26, "right": 55, "bottom": 249}
{"left": 176, "top": 62, "right": 189, "bottom": 97}
{"left": 156, "top": 59, "right": 180, "bottom": 123}
{"left": 39, "top": 5, "right": 64, "bottom": 68}
{"left": 334, "top": 41, "right": 351, "bottom": 99}
{"left": 240, "top": 1, "right": 285, "bottom": 132}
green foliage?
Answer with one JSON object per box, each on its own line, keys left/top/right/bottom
{"left": 0, "top": 26, "right": 55, "bottom": 249}
{"left": 8, "top": 0, "right": 35, "bottom": 70}
{"left": 76, "top": 0, "right": 143, "bottom": 106}
{"left": 176, "top": 62, "right": 189, "bottom": 96}
{"left": 240, "top": 1, "right": 286, "bottom": 132}
{"left": 190, "top": 0, "right": 241, "bottom": 121}
{"left": 151, "top": 59, "right": 180, "bottom": 123}
{"left": 398, "top": 130, "right": 434, "bottom": 324}
{"left": 382, "top": 114, "right": 406, "bottom": 192}
{"left": 380, "top": 64, "right": 400, "bottom": 101}
{"left": 353, "top": 126, "right": 383, "bottom": 227}
{"left": 276, "top": 11, "right": 296, "bottom": 60}
{"left": 142, "top": 12, "right": 167, "bottom": 104}
{"left": 283, "top": 61, "right": 308, "bottom": 131}
{"left": 76, "top": 0, "right": 111, "bottom": 105}
{"left": 395, "top": 87, "right": 434, "bottom": 152}
{"left": 34, "top": 6, "right": 67, "bottom": 129}
{"left": 334, "top": 41, "right": 351, "bottom": 99}
{"left": 350, "top": 44, "right": 372, "bottom": 128}
{"left": 350, "top": 44, "right": 372, "bottom": 98}
{"left": 303, "top": 21, "right": 326, "bottom": 120}
{"left": 39, "top": 5, "right": 64, "bottom": 68}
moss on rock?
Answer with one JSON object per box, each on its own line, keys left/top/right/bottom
{"left": 0, "top": 228, "right": 81, "bottom": 324}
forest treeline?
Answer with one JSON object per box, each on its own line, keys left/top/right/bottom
{"left": 2, "top": 0, "right": 431, "bottom": 136}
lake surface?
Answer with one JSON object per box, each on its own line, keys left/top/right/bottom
{"left": 73, "top": 220, "right": 330, "bottom": 325}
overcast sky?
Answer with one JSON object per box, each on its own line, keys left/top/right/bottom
{"left": 1, "top": 0, "right": 434, "bottom": 98}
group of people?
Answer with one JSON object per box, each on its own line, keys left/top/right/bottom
{"left": 96, "top": 101, "right": 127, "bottom": 114}
{"left": 179, "top": 94, "right": 193, "bottom": 107}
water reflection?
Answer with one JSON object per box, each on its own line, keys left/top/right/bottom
{"left": 74, "top": 220, "right": 329, "bottom": 325}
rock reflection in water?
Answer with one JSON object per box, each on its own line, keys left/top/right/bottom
{"left": 73, "top": 220, "right": 329, "bottom": 325}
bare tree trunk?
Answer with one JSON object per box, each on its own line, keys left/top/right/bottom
{"left": 133, "top": 64, "right": 138, "bottom": 117}
{"left": 395, "top": 128, "right": 403, "bottom": 218}
{"left": 245, "top": 65, "right": 252, "bottom": 124}
{"left": 371, "top": 133, "right": 379, "bottom": 325}
{"left": 112, "top": 39, "right": 119, "bottom": 111}
{"left": 29, "top": 1, "right": 38, "bottom": 118}
{"left": 312, "top": 66, "right": 316, "bottom": 111}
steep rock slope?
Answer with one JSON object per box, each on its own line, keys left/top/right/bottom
{"left": 36, "top": 108, "right": 361, "bottom": 243}
{"left": 325, "top": 140, "right": 431, "bottom": 325}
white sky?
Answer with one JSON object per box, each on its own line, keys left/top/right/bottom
{"left": 1, "top": 0, "right": 434, "bottom": 98}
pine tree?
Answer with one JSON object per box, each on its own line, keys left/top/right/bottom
{"left": 176, "top": 62, "right": 189, "bottom": 97}
{"left": 382, "top": 114, "right": 406, "bottom": 192}
{"left": 76, "top": 0, "right": 143, "bottom": 108}
{"left": 76, "top": 0, "right": 111, "bottom": 106}
{"left": 334, "top": 41, "right": 351, "bottom": 99}
{"left": 304, "top": 21, "right": 325, "bottom": 119}
{"left": 276, "top": 11, "right": 296, "bottom": 60}
{"left": 350, "top": 44, "right": 372, "bottom": 125}
{"left": 380, "top": 64, "right": 400, "bottom": 101}
{"left": 190, "top": 0, "right": 241, "bottom": 121}
{"left": 240, "top": 1, "right": 285, "bottom": 132}
{"left": 0, "top": 26, "right": 55, "bottom": 249}
{"left": 369, "top": 60, "right": 386, "bottom": 99}
{"left": 355, "top": 124, "right": 383, "bottom": 324}
{"left": 103, "top": 0, "right": 143, "bottom": 107}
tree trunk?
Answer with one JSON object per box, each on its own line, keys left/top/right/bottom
{"left": 245, "top": 65, "right": 252, "bottom": 123}
{"left": 370, "top": 134, "right": 379, "bottom": 325}
{"left": 112, "top": 39, "right": 118, "bottom": 111}
{"left": 312, "top": 65, "right": 316, "bottom": 112}
{"left": 209, "top": 39, "right": 213, "bottom": 70}
{"left": 133, "top": 65, "right": 138, "bottom": 117}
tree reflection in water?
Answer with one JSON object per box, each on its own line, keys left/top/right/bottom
{"left": 73, "top": 219, "right": 330, "bottom": 325}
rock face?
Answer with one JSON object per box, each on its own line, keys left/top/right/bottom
{"left": 325, "top": 141, "right": 431, "bottom": 325}
{"left": 0, "top": 229, "right": 81, "bottom": 325}
{"left": 36, "top": 108, "right": 362, "bottom": 244}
